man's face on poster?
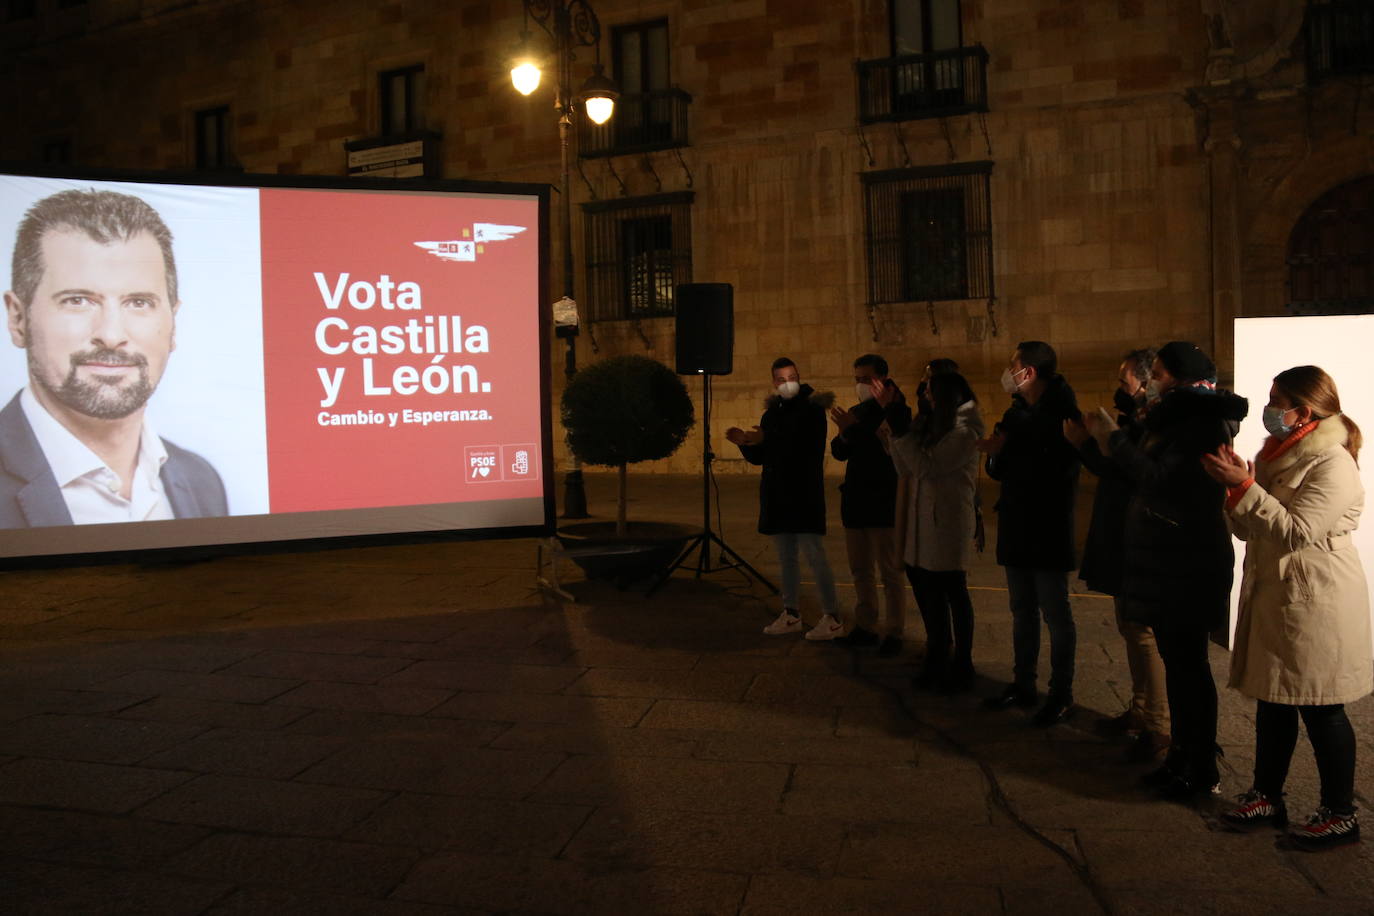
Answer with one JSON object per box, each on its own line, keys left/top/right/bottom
{"left": 6, "top": 229, "right": 178, "bottom": 421}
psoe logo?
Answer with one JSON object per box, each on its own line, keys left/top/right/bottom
{"left": 464, "top": 445, "right": 501, "bottom": 482}
{"left": 414, "top": 223, "right": 527, "bottom": 263}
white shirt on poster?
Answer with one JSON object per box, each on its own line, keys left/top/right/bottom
{"left": 20, "top": 386, "right": 174, "bottom": 525}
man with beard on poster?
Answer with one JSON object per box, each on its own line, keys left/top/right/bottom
{"left": 0, "top": 188, "right": 226, "bottom": 527}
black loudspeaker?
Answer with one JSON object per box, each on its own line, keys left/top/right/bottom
{"left": 675, "top": 283, "right": 734, "bottom": 375}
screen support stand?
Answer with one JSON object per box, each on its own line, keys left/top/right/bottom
{"left": 648, "top": 374, "right": 777, "bottom": 596}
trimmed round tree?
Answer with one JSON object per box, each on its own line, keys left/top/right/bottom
{"left": 561, "top": 354, "right": 695, "bottom": 535}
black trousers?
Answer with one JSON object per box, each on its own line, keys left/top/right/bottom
{"left": 906, "top": 566, "right": 974, "bottom": 674}
{"left": 1152, "top": 619, "right": 1219, "bottom": 780}
{"left": 1254, "top": 699, "right": 1357, "bottom": 814}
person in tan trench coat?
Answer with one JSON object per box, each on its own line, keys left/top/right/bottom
{"left": 1203, "top": 365, "right": 1372, "bottom": 851}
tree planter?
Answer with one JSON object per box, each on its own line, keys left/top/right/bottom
{"left": 556, "top": 521, "right": 696, "bottom": 584}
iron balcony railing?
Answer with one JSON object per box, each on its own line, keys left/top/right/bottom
{"left": 857, "top": 44, "right": 989, "bottom": 124}
{"left": 1307, "top": 1, "right": 1374, "bottom": 82}
{"left": 579, "top": 88, "right": 692, "bottom": 158}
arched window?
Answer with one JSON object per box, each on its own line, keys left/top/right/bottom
{"left": 1287, "top": 176, "right": 1374, "bottom": 315}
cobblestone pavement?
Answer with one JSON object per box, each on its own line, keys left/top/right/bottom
{"left": 1, "top": 473, "right": 1371, "bottom": 914}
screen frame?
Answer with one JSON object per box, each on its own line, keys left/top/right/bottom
{"left": 0, "top": 163, "right": 555, "bottom": 568}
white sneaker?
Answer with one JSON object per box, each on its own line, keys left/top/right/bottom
{"left": 805, "top": 613, "right": 844, "bottom": 641}
{"left": 762, "top": 610, "right": 803, "bottom": 635}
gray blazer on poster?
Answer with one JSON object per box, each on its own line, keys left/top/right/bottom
{"left": 0, "top": 392, "right": 227, "bottom": 528}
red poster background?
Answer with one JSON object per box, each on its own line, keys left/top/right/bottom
{"left": 259, "top": 189, "right": 543, "bottom": 513}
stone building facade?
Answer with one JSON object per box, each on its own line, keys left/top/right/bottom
{"left": 0, "top": 0, "right": 1369, "bottom": 477}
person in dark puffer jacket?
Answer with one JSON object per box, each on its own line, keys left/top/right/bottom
{"left": 1086, "top": 341, "right": 1248, "bottom": 800}
{"left": 728, "top": 356, "right": 840, "bottom": 640}
{"left": 979, "top": 341, "right": 1083, "bottom": 728}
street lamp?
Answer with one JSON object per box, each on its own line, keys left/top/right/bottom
{"left": 511, "top": 0, "right": 618, "bottom": 520}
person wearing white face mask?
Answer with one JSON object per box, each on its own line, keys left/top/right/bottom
{"left": 828, "top": 354, "right": 910, "bottom": 655}
{"left": 1202, "top": 365, "right": 1369, "bottom": 851}
{"left": 978, "top": 341, "right": 1083, "bottom": 727}
{"left": 727, "top": 357, "right": 840, "bottom": 637}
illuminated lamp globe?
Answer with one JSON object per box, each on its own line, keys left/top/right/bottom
{"left": 579, "top": 69, "right": 619, "bottom": 125}
{"left": 511, "top": 61, "right": 541, "bottom": 96}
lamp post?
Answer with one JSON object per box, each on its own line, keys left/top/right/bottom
{"left": 511, "top": 0, "right": 617, "bottom": 520}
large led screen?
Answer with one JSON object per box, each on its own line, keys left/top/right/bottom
{"left": 0, "top": 170, "right": 551, "bottom": 560}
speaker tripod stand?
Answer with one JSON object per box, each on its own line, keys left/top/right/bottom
{"left": 648, "top": 373, "right": 777, "bottom": 597}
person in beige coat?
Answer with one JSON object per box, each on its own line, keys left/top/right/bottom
{"left": 1202, "top": 365, "right": 1371, "bottom": 852}
{"left": 885, "top": 372, "right": 984, "bottom": 692}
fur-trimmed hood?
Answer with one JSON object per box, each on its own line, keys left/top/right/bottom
{"left": 1259, "top": 416, "right": 1352, "bottom": 475}
{"left": 1145, "top": 386, "right": 1249, "bottom": 435}
{"left": 764, "top": 383, "right": 835, "bottom": 411}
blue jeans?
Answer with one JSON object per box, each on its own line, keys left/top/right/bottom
{"left": 772, "top": 532, "right": 837, "bottom": 616}
{"left": 1004, "top": 566, "right": 1075, "bottom": 699}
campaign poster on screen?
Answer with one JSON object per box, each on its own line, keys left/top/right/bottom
{"left": 0, "top": 171, "right": 549, "bottom": 560}
{"left": 259, "top": 188, "right": 542, "bottom": 513}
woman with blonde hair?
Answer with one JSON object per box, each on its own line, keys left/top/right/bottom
{"left": 1203, "top": 365, "right": 1371, "bottom": 851}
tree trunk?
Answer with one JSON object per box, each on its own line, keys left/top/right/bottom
{"left": 616, "top": 463, "right": 628, "bottom": 537}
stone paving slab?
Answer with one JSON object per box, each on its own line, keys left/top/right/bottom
{"left": 164, "top": 832, "right": 422, "bottom": 898}
{"left": 134, "top": 774, "right": 390, "bottom": 836}
{"left": 219, "top": 649, "right": 415, "bottom": 684}
{"left": 739, "top": 874, "right": 1006, "bottom": 915}
{"left": 528, "top": 754, "right": 793, "bottom": 814}
{"left": 489, "top": 720, "right": 701, "bottom": 758}
{"left": 204, "top": 887, "right": 472, "bottom": 916}
{"left": 0, "top": 713, "right": 207, "bottom": 765}
{"left": 379, "top": 658, "right": 586, "bottom": 693}
{"left": 95, "top": 668, "right": 302, "bottom": 704}
{"left": 346, "top": 793, "right": 592, "bottom": 856}
{"left": 0, "top": 806, "right": 210, "bottom": 870}
{"left": 427, "top": 690, "right": 653, "bottom": 727}
{"left": 562, "top": 807, "right": 851, "bottom": 876}
{"left": 1, "top": 859, "right": 229, "bottom": 916}
{"left": 297, "top": 741, "right": 565, "bottom": 800}
{"left": 139, "top": 727, "right": 349, "bottom": 779}
{"left": 281, "top": 709, "right": 509, "bottom": 745}
{"left": 269, "top": 680, "right": 454, "bottom": 716}
{"left": 0, "top": 757, "right": 194, "bottom": 813}
{"left": 116, "top": 695, "right": 314, "bottom": 731}
{"left": 638, "top": 698, "right": 842, "bottom": 736}
{"left": 0, "top": 686, "right": 151, "bottom": 722}
{"left": 391, "top": 851, "right": 751, "bottom": 914}
{"left": 780, "top": 760, "right": 993, "bottom": 825}
{"left": 561, "top": 666, "right": 755, "bottom": 702}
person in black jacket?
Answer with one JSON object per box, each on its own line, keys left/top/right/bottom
{"left": 979, "top": 341, "right": 1082, "bottom": 727}
{"left": 1085, "top": 341, "right": 1248, "bottom": 799}
{"left": 727, "top": 357, "right": 840, "bottom": 638}
{"left": 1066, "top": 347, "right": 1170, "bottom": 762}
{"left": 828, "top": 354, "right": 911, "bottom": 656}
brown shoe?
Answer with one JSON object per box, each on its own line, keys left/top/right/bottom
{"left": 1095, "top": 708, "right": 1145, "bottom": 737}
{"left": 1124, "top": 730, "right": 1171, "bottom": 763}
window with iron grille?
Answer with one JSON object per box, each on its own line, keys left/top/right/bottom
{"left": 380, "top": 65, "right": 425, "bottom": 136}
{"left": 862, "top": 162, "right": 992, "bottom": 305}
{"left": 583, "top": 192, "right": 693, "bottom": 322}
{"left": 1286, "top": 175, "right": 1373, "bottom": 316}
{"left": 891, "top": 0, "right": 963, "bottom": 112}
{"left": 194, "top": 106, "right": 231, "bottom": 170}
{"left": 613, "top": 20, "right": 671, "bottom": 148}
{"left": 1307, "top": 1, "right": 1374, "bottom": 82}
{"left": 858, "top": 0, "right": 985, "bottom": 123}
